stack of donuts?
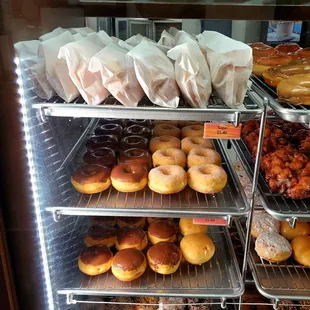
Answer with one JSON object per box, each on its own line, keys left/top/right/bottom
{"left": 71, "top": 119, "right": 228, "bottom": 196}
{"left": 250, "top": 42, "right": 310, "bottom": 105}
{"left": 250, "top": 211, "right": 310, "bottom": 267}
{"left": 78, "top": 216, "right": 216, "bottom": 283}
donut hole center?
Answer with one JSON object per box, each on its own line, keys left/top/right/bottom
{"left": 160, "top": 137, "right": 171, "bottom": 142}
{"left": 196, "top": 151, "right": 206, "bottom": 156}
{"left": 94, "top": 149, "right": 113, "bottom": 157}
{"left": 104, "top": 124, "right": 117, "bottom": 130}
{"left": 161, "top": 168, "right": 170, "bottom": 176}
{"left": 82, "top": 166, "right": 98, "bottom": 176}
{"left": 127, "top": 149, "right": 144, "bottom": 157}
{"left": 122, "top": 167, "right": 132, "bottom": 174}
{"left": 127, "top": 137, "right": 141, "bottom": 145}
{"left": 199, "top": 167, "right": 210, "bottom": 175}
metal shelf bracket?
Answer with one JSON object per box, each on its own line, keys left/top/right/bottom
{"left": 52, "top": 209, "right": 61, "bottom": 222}
{"left": 288, "top": 217, "right": 297, "bottom": 229}
{"left": 66, "top": 293, "right": 76, "bottom": 305}
{"left": 273, "top": 299, "right": 279, "bottom": 310}
{"left": 39, "top": 106, "right": 48, "bottom": 123}
{"left": 234, "top": 112, "right": 241, "bottom": 127}
{"left": 221, "top": 297, "right": 227, "bottom": 309}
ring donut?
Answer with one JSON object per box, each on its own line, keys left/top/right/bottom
{"left": 149, "top": 136, "right": 180, "bottom": 153}
{"left": 181, "top": 137, "right": 213, "bottom": 154}
{"left": 152, "top": 148, "right": 186, "bottom": 168}
{"left": 187, "top": 147, "right": 222, "bottom": 168}
{"left": 153, "top": 124, "right": 181, "bottom": 138}
{"left": 181, "top": 125, "right": 204, "bottom": 138}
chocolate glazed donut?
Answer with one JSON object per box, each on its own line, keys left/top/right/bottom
{"left": 122, "top": 125, "right": 151, "bottom": 139}
{"left": 119, "top": 135, "right": 149, "bottom": 151}
{"left": 98, "top": 118, "right": 126, "bottom": 127}
{"left": 95, "top": 124, "right": 123, "bottom": 139}
{"left": 127, "top": 119, "right": 153, "bottom": 128}
{"left": 83, "top": 147, "right": 116, "bottom": 168}
{"left": 119, "top": 148, "right": 152, "bottom": 169}
{"left": 86, "top": 135, "right": 118, "bottom": 153}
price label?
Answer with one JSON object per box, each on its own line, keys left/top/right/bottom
{"left": 193, "top": 218, "right": 227, "bottom": 226}
{"left": 204, "top": 123, "right": 241, "bottom": 139}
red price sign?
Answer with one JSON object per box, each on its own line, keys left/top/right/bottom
{"left": 204, "top": 123, "right": 241, "bottom": 139}
{"left": 193, "top": 218, "right": 227, "bottom": 226}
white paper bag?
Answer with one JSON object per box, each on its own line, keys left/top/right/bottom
{"left": 14, "top": 40, "right": 55, "bottom": 99}
{"left": 89, "top": 43, "right": 144, "bottom": 107}
{"left": 127, "top": 41, "right": 180, "bottom": 108}
{"left": 126, "top": 34, "right": 155, "bottom": 47}
{"left": 40, "top": 31, "right": 79, "bottom": 102}
{"left": 70, "top": 27, "right": 95, "bottom": 36}
{"left": 168, "top": 27, "right": 179, "bottom": 37}
{"left": 58, "top": 33, "right": 110, "bottom": 105}
{"left": 97, "top": 30, "right": 113, "bottom": 45}
{"left": 197, "top": 31, "right": 253, "bottom": 109}
{"left": 39, "top": 27, "right": 65, "bottom": 41}
{"left": 158, "top": 30, "right": 175, "bottom": 48}
{"left": 168, "top": 31, "right": 211, "bottom": 108}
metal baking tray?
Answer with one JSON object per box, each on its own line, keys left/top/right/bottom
{"left": 58, "top": 225, "right": 244, "bottom": 299}
{"left": 235, "top": 219, "right": 310, "bottom": 302}
{"left": 46, "top": 140, "right": 249, "bottom": 223}
{"left": 33, "top": 89, "right": 263, "bottom": 125}
{"left": 251, "top": 75, "right": 310, "bottom": 127}
{"left": 232, "top": 139, "right": 310, "bottom": 223}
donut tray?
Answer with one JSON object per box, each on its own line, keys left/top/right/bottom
{"left": 232, "top": 139, "right": 310, "bottom": 224}
{"left": 58, "top": 225, "right": 244, "bottom": 299}
{"left": 33, "top": 89, "right": 263, "bottom": 125}
{"left": 250, "top": 75, "right": 310, "bottom": 127}
{"left": 235, "top": 219, "right": 310, "bottom": 301}
{"left": 46, "top": 140, "right": 249, "bottom": 223}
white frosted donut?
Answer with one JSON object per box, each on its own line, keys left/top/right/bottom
{"left": 149, "top": 135, "right": 181, "bottom": 153}
{"left": 255, "top": 232, "right": 292, "bottom": 263}
{"left": 152, "top": 148, "right": 186, "bottom": 168}
{"left": 187, "top": 147, "right": 222, "bottom": 168}
{"left": 181, "top": 137, "right": 214, "bottom": 154}
{"left": 251, "top": 211, "right": 280, "bottom": 239}
{"left": 153, "top": 124, "right": 181, "bottom": 138}
{"left": 148, "top": 165, "right": 187, "bottom": 194}
{"left": 187, "top": 164, "right": 227, "bottom": 194}
{"left": 181, "top": 125, "right": 204, "bottom": 138}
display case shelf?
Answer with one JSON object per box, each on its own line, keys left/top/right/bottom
{"left": 232, "top": 139, "right": 310, "bottom": 224}
{"left": 33, "top": 89, "right": 263, "bottom": 125}
{"left": 58, "top": 226, "right": 244, "bottom": 300}
{"left": 235, "top": 220, "right": 310, "bottom": 302}
{"left": 46, "top": 141, "right": 249, "bottom": 223}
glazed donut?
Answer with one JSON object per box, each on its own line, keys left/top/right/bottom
{"left": 111, "top": 248, "right": 146, "bottom": 282}
{"left": 275, "top": 43, "right": 301, "bottom": 55}
{"left": 84, "top": 225, "right": 116, "bottom": 248}
{"left": 277, "top": 73, "right": 310, "bottom": 105}
{"left": 180, "top": 233, "right": 215, "bottom": 265}
{"left": 152, "top": 148, "right": 186, "bottom": 168}
{"left": 147, "top": 242, "right": 182, "bottom": 275}
{"left": 148, "top": 165, "right": 187, "bottom": 194}
{"left": 255, "top": 232, "right": 292, "bottom": 263}
{"left": 95, "top": 123, "right": 123, "bottom": 139}
{"left": 252, "top": 45, "right": 277, "bottom": 60}
{"left": 119, "top": 148, "right": 152, "bottom": 169}
{"left": 78, "top": 245, "right": 113, "bottom": 276}
{"left": 187, "top": 164, "right": 227, "bottom": 194}
{"left": 280, "top": 221, "right": 310, "bottom": 241}
{"left": 147, "top": 217, "right": 173, "bottom": 224}
{"left": 90, "top": 216, "right": 116, "bottom": 226}
{"left": 291, "top": 235, "right": 310, "bottom": 267}
{"left": 263, "top": 64, "right": 310, "bottom": 87}
{"left": 119, "top": 135, "right": 148, "bottom": 151}
{"left": 253, "top": 55, "right": 292, "bottom": 77}
{"left": 117, "top": 217, "right": 146, "bottom": 229}
{"left": 181, "top": 125, "right": 204, "bottom": 138}
{"left": 127, "top": 119, "right": 153, "bottom": 128}
{"left": 83, "top": 147, "right": 116, "bottom": 169}
{"left": 153, "top": 120, "right": 179, "bottom": 127}
{"left": 296, "top": 47, "right": 310, "bottom": 59}
{"left": 153, "top": 124, "right": 181, "bottom": 138}
{"left": 86, "top": 135, "right": 118, "bottom": 153}
{"left": 111, "top": 163, "right": 148, "bottom": 192}
{"left": 187, "top": 147, "right": 221, "bottom": 168}
{"left": 99, "top": 118, "right": 126, "bottom": 127}
{"left": 178, "top": 121, "right": 204, "bottom": 128}
{"left": 149, "top": 136, "right": 180, "bottom": 153}
{"left": 116, "top": 225, "right": 148, "bottom": 251}
{"left": 71, "top": 164, "right": 111, "bottom": 194}
{"left": 179, "top": 218, "right": 208, "bottom": 236}
{"left": 251, "top": 211, "right": 280, "bottom": 239}
{"left": 148, "top": 219, "right": 178, "bottom": 244}
{"left": 122, "top": 125, "right": 151, "bottom": 139}
{"left": 181, "top": 137, "right": 214, "bottom": 155}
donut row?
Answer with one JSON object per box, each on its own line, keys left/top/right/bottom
{"left": 251, "top": 211, "right": 310, "bottom": 267}
{"left": 78, "top": 217, "right": 215, "bottom": 282}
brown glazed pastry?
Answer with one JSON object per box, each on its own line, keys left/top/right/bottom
{"left": 148, "top": 219, "right": 178, "bottom": 244}
{"left": 119, "top": 148, "right": 152, "bottom": 169}
{"left": 83, "top": 147, "right": 116, "bottom": 168}
{"left": 84, "top": 225, "right": 116, "bottom": 248}
{"left": 147, "top": 242, "right": 182, "bottom": 275}
{"left": 127, "top": 119, "right": 153, "bottom": 128}
{"left": 78, "top": 245, "right": 113, "bottom": 276}
{"left": 71, "top": 164, "right": 111, "bottom": 194}
{"left": 122, "top": 125, "right": 152, "bottom": 139}
{"left": 117, "top": 217, "right": 146, "bottom": 229}
{"left": 90, "top": 216, "right": 116, "bottom": 227}
{"left": 86, "top": 135, "right": 118, "bottom": 153}
{"left": 95, "top": 123, "right": 123, "bottom": 139}
{"left": 119, "top": 135, "right": 149, "bottom": 151}
{"left": 111, "top": 248, "right": 147, "bottom": 281}
{"left": 111, "top": 163, "right": 148, "bottom": 193}
{"left": 116, "top": 226, "right": 148, "bottom": 251}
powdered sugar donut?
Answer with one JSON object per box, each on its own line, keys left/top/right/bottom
{"left": 255, "top": 232, "right": 292, "bottom": 263}
{"left": 251, "top": 211, "right": 280, "bottom": 239}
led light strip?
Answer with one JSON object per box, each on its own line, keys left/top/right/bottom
{"left": 14, "top": 57, "right": 54, "bottom": 310}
